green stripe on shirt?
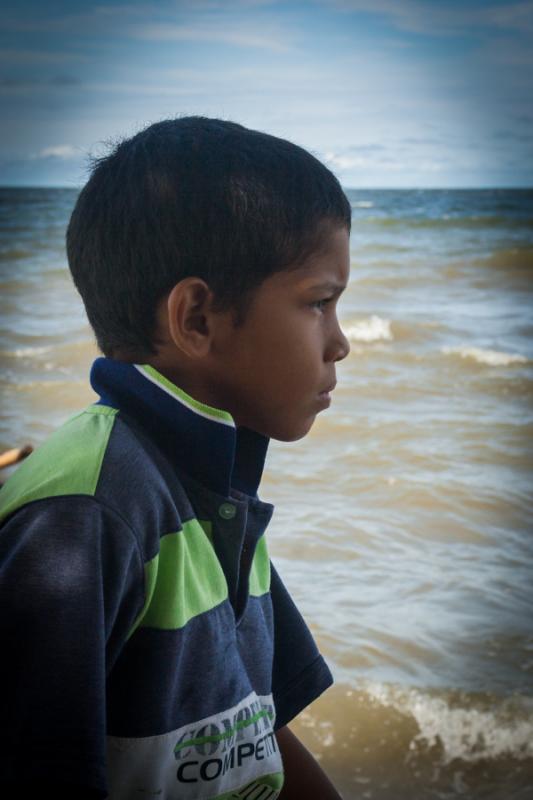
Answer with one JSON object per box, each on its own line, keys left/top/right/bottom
{"left": 0, "top": 405, "right": 118, "bottom": 522}
{"left": 129, "top": 519, "right": 229, "bottom": 634}
{"left": 249, "top": 535, "right": 271, "bottom": 597}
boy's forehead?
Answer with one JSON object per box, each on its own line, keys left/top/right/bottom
{"left": 239, "top": 225, "right": 350, "bottom": 310}
{"left": 283, "top": 227, "right": 350, "bottom": 290}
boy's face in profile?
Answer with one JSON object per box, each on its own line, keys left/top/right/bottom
{"left": 208, "top": 224, "right": 351, "bottom": 441}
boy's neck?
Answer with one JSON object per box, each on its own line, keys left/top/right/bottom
{"left": 143, "top": 354, "right": 228, "bottom": 417}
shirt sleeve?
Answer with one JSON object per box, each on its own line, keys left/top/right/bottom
{"left": 0, "top": 495, "right": 145, "bottom": 797}
{"left": 269, "top": 561, "right": 333, "bottom": 730}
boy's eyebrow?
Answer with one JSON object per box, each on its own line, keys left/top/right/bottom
{"left": 304, "top": 281, "right": 347, "bottom": 294}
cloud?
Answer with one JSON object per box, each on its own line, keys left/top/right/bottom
{"left": 34, "top": 145, "right": 78, "bottom": 160}
{"left": 0, "top": 75, "right": 82, "bottom": 93}
{"left": 475, "top": 37, "right": 533, "bottom": 68}
{"left": 323, "top": 144, "right": 449, "bottom": 178}
{"left": 167, "top": 0, "right": 286, "bottom": 7}
{"left": 324, "top": 152, "right": 372, "bottom": 170}
{"left": 0, "top": 4, "right": 151, "bottom": 35}
{"left": 50, "top": 74, "right": 82, "bottom": 86}
{"left": 128, "top": 21, "right": 293, "bottom": 51}
{"left": 344, "top": 144, "right": 387, "bottom": 154}
{"left": 492, "top": 128, "right": 533, "bottom": 144}
{"left": 485, "top": 1, "right": 533, "bottom": 33}
{"left": 328, "top": 0, "right": 533, "bottom": 37}
{"left": 397, "top": 137, "right": 441, "bottom": 146}
{"left": 0, "top": 48, "right": 87, "bottom": 65}
{"left": 0, "top": 0, "right": 294, "bottom": 51}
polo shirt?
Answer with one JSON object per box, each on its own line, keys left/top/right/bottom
{"left": 0, "top": 357, "right": 333, "bottom": 800}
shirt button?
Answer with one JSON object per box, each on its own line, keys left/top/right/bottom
{"left": 218, "top": 502, "right": 236, "bottom": 520}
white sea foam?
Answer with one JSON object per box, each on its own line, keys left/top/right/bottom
{"left": 441, "top": 345, "right": 528, "bottom": 366}
{"left": 366, "top": 682, "right": 533, "bottom": 763}
{"left": 9, "top": 346, "right": 53, "bottom": 357}
{"left": 344, "top": 315, "right": 393, "bottom": 343}
{"left": 352, "top": 200, "right": 374, "bottom": 208}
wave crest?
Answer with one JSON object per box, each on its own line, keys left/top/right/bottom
{"left": 344, "top": 315, "right": 393, "bottom": 343}
{"left": 441, "top": 346, "right": 528, "bottom": 367}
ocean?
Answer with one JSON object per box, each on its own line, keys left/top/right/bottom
{"left": 1, "top": 187, "right": 532, "bottom": 799}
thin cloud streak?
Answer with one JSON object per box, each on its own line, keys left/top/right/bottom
{"left": 328, "top": 0, "right": 533, "bottom": 36}
{"left": 34, "top": 145, "right": 78, "bottom": 160}
{"left": 0, "top": 4, "right": 152, "bottom": 34}
{"left": 0, "top": 49, "right": 87, "bottom": 65}
{"left": 128, "top": 21, "right": 292, "bottom": 51}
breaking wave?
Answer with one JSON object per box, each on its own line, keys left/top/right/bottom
{"left": 441, "top": 346, "right": 529, "bottom": 367}
{"left": 344, "top": 315, "right": 393, "bottom": 343}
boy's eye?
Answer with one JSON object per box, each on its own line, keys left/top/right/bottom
{"left": 311, "top": 297, "right": 332, "bottom": 311}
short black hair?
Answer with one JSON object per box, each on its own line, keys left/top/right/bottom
{"left": 67, "top": 116, "right": 351, "bottom": 358}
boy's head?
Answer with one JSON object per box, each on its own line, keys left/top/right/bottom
{"left": 67, "top": 116, "right": 352, "bottom": 440}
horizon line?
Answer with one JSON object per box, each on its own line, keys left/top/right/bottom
{"left": 1, "top": 184, "right": 532, "bottom": 192}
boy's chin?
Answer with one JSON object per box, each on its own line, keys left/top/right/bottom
{"left": 265, "top": 415, "right": 317, "bottom": 443}
{"left": 235, "top": 408, "right": 317, "bottom": 442}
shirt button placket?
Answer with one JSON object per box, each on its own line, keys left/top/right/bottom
{"left": 218, "top": 502, "right": 237, "bottom": 521}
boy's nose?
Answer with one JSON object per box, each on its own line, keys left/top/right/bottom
{"left": 335, "top": 329, "right": 350, "bottom": 362}
{"left": 329, "top": 321, "right": 350, "bottom": 363}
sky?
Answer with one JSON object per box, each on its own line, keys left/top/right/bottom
{"left": 1, "top": 0, "right": 532, "bottom": 188}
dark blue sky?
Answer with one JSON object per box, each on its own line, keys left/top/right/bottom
{"left": 1, "top": 0, "right": 532, "bottom": 187}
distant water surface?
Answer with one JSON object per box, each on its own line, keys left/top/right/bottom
{"left": 1, "top": 187, "right": 532, "bottom": 799}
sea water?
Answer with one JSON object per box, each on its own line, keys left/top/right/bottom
{"left": 1, "top": 187, "right": 532, "bottom": 798}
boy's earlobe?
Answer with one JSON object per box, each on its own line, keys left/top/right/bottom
{"left": 167, "top": 278, "right": 213, "bottom": 358}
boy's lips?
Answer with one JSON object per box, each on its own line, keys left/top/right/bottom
{"left": 319, "top": 380, "right": 337, "bottom": 396}
{"left": 317, "top": 380, "right": 336, "bottom": 408}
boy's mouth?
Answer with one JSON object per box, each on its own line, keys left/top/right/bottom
{"left": 317, "top": 380, "right": 336, "bottom": 408}
{"left": 319, "top": 380, "right": 336, "bottom": 397}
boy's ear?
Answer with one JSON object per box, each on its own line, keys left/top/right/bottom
{"left": 166, "top": 278, "right": 215, "bottom": 358}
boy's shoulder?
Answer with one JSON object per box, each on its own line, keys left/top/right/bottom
{"left": 0, "top": 405, "right": 118, "bottom": 522}
{"left": 0, "top": 403, "right": 187, "bottom": 540}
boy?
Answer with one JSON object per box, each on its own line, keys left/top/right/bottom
{"left": 0, "top": 117, "right": 351, "bottom": 799}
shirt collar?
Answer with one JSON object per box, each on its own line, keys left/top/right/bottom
{"left": 90, "top": 357, "right": 269, "bottom": 498}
